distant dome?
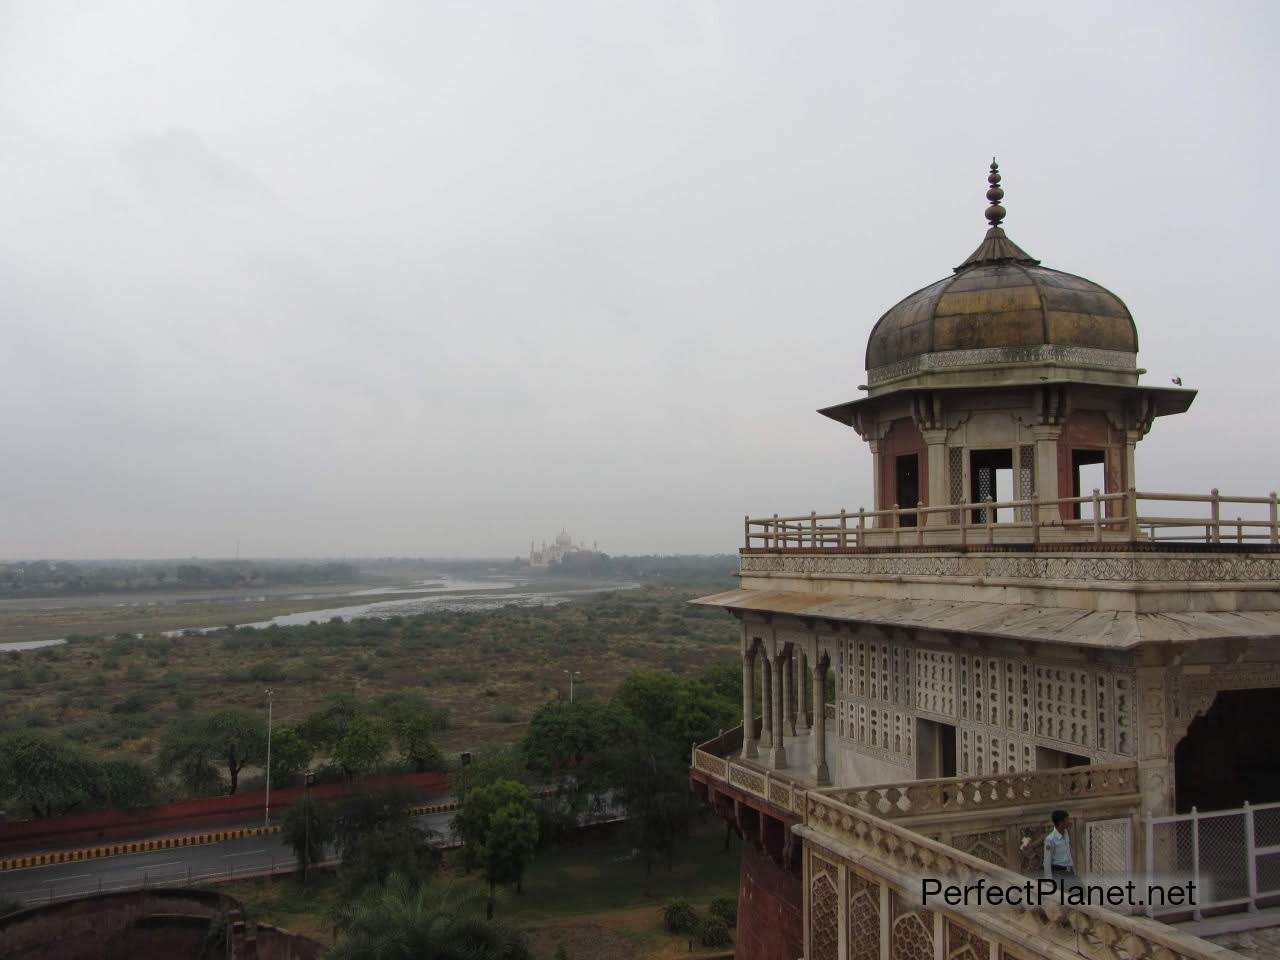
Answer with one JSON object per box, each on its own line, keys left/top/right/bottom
{"left": 555, "top": 530, "right": 572, "bottom": 547}
{"left": 865, "top": 161, "right": 1138, "bottom": 383}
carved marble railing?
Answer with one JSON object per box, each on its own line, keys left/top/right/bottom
{"left": 691, "top": 743, "right": 808, "bottom": 818}
{"left": 826, "top": 762, "right": 1139, "bottom": 819}
{"left": 802, "top": 792, "right": 1230, "bottom": 960}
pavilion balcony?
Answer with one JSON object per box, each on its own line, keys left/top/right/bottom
{"left": 743, "top": 489, "right": 1280, "bottom": 552}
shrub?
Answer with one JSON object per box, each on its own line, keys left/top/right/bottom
{"left": 248, "top": 662, "right": 286, "bottom": 682}
{"left": 699, "top": 917, "right": 731, "bottom": 948}
{"left": 175, "top": 693, "right": 195, "bottom": 711}
{"left": 110, "top": 692, "right": 150, "bottom": 715}
{"left": 493, "top": 704, "right": 519, "bottom": 723}
{"left": 662, "top": 897, "right": 698, "bottom": 935}
{"left": 708, "top": 893, "right": 737, "bottom": 926}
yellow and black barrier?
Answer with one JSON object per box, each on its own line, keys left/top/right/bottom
{"left": 0, "top": 799, "right": 462, "bottom": 873}
{"left": 0, "top": 823, "right": 282, "bottom": 873}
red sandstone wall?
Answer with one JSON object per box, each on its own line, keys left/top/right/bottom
{"left": 737, "top": 840, "right": 803, "bottom": 960}
{"left": 0, "top": 770, "right": 449, "bottom": 854}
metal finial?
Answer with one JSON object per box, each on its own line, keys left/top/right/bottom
{"left": 985, "top": 157, "right": 1006, "bottom": 228}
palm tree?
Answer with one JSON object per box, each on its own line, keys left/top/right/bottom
{"left": 327, "top": 874, "right": 530, "bottom": 960}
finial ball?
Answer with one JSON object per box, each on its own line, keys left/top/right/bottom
{"left": 985, "top": 203, "right": 1006, "bottom": 226}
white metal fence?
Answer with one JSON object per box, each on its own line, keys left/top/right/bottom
{"left": 1144, "top": 801, "right": 1280, "bottom": 919}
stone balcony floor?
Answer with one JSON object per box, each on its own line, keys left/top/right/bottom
{"left": 737, "top": 726, "right": 836, "bottom": 790}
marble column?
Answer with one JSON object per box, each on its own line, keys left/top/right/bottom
{"left": 770, "top": 651, "right": 788, "bottom": 769}
{"left": 795, "top": 649, "right": 810, "bottom": 734}
{"left": 921, "top": 427, "right": 949, "bottom": 526}
{"left": 741, "top": 646, "right": 758, "bottom": 759}
{"left": 1032, "top": 424, "right": 1063, "bottom": 523}
{"left": 782, "top": 647, "right": 796, "bottom": 737}
{"left": 811, "top": 656, "right": 831, "bottom": 785}
{"left": 760, "top": 657, "right": 773, "bottom": 751}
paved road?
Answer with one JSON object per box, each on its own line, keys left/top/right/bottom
{"left": 0, "top": 811, "right": 454, "bottom": 906}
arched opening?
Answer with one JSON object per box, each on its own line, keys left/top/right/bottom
{"left": 1175, "top": 689, "right": 1280, "bottom": 812}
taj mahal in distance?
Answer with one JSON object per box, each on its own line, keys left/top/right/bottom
{"left": 690, "top": 161, "right": 1280, "bottom": 960}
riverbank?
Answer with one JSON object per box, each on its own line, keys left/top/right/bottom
{"left": 0, "top": 584, "right": 738, "bottom": 761}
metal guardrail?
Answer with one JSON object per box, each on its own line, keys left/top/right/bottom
{"left": 1144, "top": 800, "right": 1280, "bottom": 921}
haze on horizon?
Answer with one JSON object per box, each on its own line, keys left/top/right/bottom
{"left": 0, "top": 1, "right": 1276, "bottom": 560}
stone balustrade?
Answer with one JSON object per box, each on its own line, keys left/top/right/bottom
{"left": 692, "top": 731, "right": 1233, "bottom": 960}
{"left": 802, "top": 791, "right": 1232, "bottom": 960}
{"left": 829, "top": 762, "right": 1139, "bottom": 819}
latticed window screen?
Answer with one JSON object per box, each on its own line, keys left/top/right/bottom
{"left": 1017, "top": 445, "right": 1035, "bottom": 521}
{"left": 948, "top": 447, "right": 964, "bottom": 523}
{"left": 1085, "top": 818, "right": 1132, "bottom": 878}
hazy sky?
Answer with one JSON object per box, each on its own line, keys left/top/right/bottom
{"left": 1, "top": 1, "right": 1276, "bottom": 559}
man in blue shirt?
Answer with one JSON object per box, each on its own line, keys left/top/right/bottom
{"left": 1043, "top": 809, "right": 1080, "bottom": 890}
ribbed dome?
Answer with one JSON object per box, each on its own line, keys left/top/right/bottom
{"left": 865, "top": 162, "right": 1138, "bottom": 377}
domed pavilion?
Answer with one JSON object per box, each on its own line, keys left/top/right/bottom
{"left": 688, "top": 162, "right": 1280, "bottom": 960}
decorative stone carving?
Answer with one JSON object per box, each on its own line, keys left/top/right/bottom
{"left": 946, "top": 918, "right": 991, "bottom": 960}
{"left": 810, "top": 863, "right": 838, "bottom": 960}
{"left": 867, "top": 344, "right": 1136, "bottom": 386}
{"left": 740, "top": 552, "right": 1280, "bottom": 584}
{"left": 848, "top": 869, "right": 881, "bottom": 960}
{"left": 890, "top": 891, "right": 934, "bottom": 960}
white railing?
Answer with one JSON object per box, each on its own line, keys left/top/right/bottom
{"left": 745, "top": 488, "right": 1280, "bottom": 549}
{"left": 1144, "top": 801, "right": 1280, "bottom": 921}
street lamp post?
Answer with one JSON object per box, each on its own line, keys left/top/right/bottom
{"left": 563, "top": 669, "right": 582, "bottom": 703}
{"left": 303, "top": 770, "right": 315, "bottom": 884}
{"left": 264, "top": 688, "right": 274, "bottom": 828}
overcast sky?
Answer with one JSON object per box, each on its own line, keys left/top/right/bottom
{"left": 0, "top": 1, "right": 1276, "bottom": 559}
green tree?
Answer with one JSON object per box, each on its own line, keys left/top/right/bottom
{"left": 281, "top": 795, "right": 335, "bottom": 878}
{"left": 454, "top": 780, "right": 540, "bottom": 918}
{"left": 93, "top": 757, "right": 157, "bottom": 809}
{"left": 329, "top": 874, "right": 530, "bottom": 960}
{"left": 520, "top": 701, "right": 637, "bottom": 790}
{"left": 332, "top": 713, "right": 392, "bottom": 779}
{"left": 0, "top": 732, "right": 98, "bottom": 818}
{"left": 329, "top": 786, "right": 440, "bottom": 894}
{"left": 268, "top": 726, "right": 313, "bottom": 788}
{"left": 453, "top": 745, "right": 528, "bottom": 801}
{"left": 604, "top": 732, "right": 693, "bottom": 877}
{"left": 298, "top": 694, "right": 361, "bottom": 753}
{"left": 392, "top": 712, "right": 445, "bottom": 773}
{"left": 157, "top": 709, "right": 267, "bottom": 795}
{"left": 339, "top": 820, "right": 441, "bottom": 895}
{"left": 156, "top": 717, "right": 222, "bottom": 796}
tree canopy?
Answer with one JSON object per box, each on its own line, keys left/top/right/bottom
{"left": 455, "top": 779, "right": 540, "bottom": 918}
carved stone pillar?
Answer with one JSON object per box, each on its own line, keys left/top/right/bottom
{"left": 811, "top": 655, "right": 830, "bottom": 785}
{"left": 782, "top": 646, "right": 796, "bottom": 737}
{"left": 742, "top": 643, "right": 758, "bottom": 760}
{"left": 760, "top": 656, "right": 773, "bottom": 751}
{"left": 1136, "top": 664, "right": 1175, "bottom": 817}
{"left": 868, "top": 438, "right": 884, "bottom": 526}
{"left": 1124, "top": 429, "right": 1142, "bottom": 495}
{"left": 795, "top": 649, "right": 810, "bottom": 734}
{"left": 1031, "top": 425, "right": 1062, "bottom": 522}
{"left": 770, "top": 650, "right": 788, "bottom": 769}
{"left": 920, "top": 428, "right": 949, "bottom": 526}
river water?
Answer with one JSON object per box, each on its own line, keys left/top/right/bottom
{"left": 0, "top": 577, "right": 635, "bottom": 652}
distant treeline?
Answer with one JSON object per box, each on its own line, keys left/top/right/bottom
{"left": 544, "top": 552, "right": 738, "bottom": 585}
{"left": 0, "top": 560, "right": 361, "bottom": 596}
